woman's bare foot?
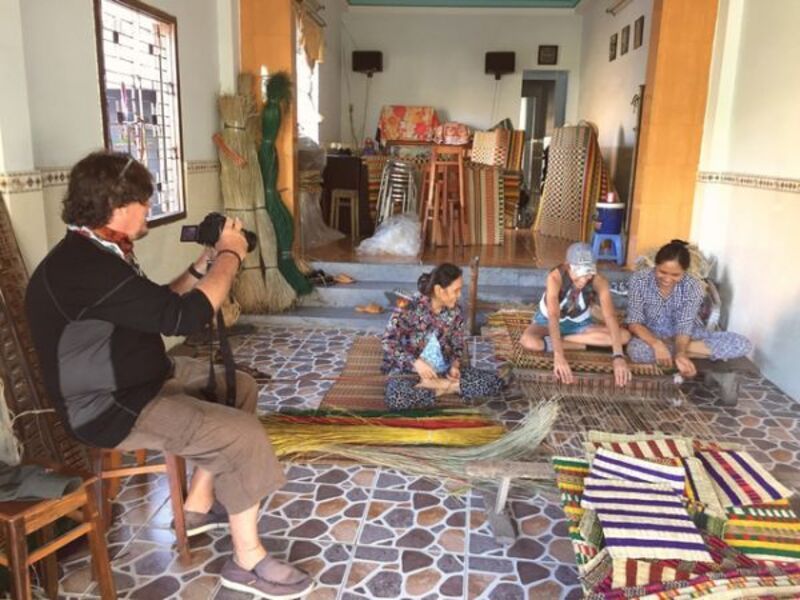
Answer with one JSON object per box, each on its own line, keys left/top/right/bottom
{"left": 416, "top": 378, "right": 460, "bottom": 396}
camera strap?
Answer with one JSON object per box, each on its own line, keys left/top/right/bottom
{"left": 203, "top": 311, "right": 237, "bottom": 407}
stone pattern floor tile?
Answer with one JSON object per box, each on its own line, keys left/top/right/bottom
{"left": 55, "top": 324, "right": 800, "bottom": 599}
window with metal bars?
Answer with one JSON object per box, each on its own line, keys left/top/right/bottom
{"left": 94, "top": 0, "right": 186, "bottom": 225}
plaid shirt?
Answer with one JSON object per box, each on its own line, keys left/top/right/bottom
{"left": 625, "top": 269, "right": 704, "bottom": 338}
{"left": 381, "top": 293, "right": 466, "bottom": 374}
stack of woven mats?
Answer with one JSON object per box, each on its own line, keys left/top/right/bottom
{"left": 553, "top": 431, "right": 800, "bottom": 598}
{"left": 464, "top": 163, "right": 505, "bottom": 245}
{"left": 502, "top": 170, "right": 522, "bottom": 229}
{"left": 533, "top": 122, "right": 612, "bottom": 242}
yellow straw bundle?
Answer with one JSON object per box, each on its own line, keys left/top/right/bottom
{"left": 217, "top": 82, "right": 296, "bottom": 313}
{"left": 261, "top": 420, "right": 505, "bottom": 458}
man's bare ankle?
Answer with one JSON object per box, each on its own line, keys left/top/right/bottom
{"left": 235, "top": 548, "right": 268, "bottom": 572}
{"left": 183, "top": 497, "right": 214, "bottom": 514}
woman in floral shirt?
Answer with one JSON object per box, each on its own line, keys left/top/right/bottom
{"left": 381, "top": 263, "right": 506, "bottom": 410}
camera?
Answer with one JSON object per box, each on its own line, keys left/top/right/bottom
{"left": 180, "top": 212, "right": 257, "bottom": 253}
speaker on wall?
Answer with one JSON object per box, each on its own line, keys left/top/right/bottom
{"left": 352, "top": 51, "right": 383, "bottom": 77}
{"left": 485, "top": 52, "right": 515, "bottom": 80}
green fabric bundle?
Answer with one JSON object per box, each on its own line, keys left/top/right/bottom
{"left": 258, "top": 71, "right": 311, "bottom": 295}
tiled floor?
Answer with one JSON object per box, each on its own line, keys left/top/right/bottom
{"left": 52, "top": 325, "right": 800, "bottom": 600}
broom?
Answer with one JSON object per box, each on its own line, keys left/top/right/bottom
{"left": 228, "top": 75, "right": 295, "bottom": 312}
{"left": 258, "top": 71, "right": 312, "bottom": 295}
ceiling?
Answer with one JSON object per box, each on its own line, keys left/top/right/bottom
{"left": 347, "top": 0, "right": 581, "bottom": 8}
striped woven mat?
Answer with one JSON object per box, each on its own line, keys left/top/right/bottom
{"left": 552, "top": 453, "right": 800, "bottom": 598}
{"left": 319, "top": 336, "right": 462, "bottom": 411}
{"left": 465, "top": 164, "right": 504, "bottom": 245}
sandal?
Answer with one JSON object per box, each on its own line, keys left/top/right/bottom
{"left": 355, "top": 303, "right": 384, "bottom": 314}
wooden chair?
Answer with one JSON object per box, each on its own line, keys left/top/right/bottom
{"left": 420, "top": 145, "right": 468, "bottom": 254}
{"left": 0, "top": 465, "right": 115, "bottom": 599}
{"left": 89, "top": 449, "right": 190, "bottom": 562}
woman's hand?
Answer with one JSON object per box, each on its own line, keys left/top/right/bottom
{"left": 413, "top": 358, "right": 437, "bottom": 381}
{"left": 612, "top": 356, "right": 632, "bottom": 387}
{"left": 674, "top": 353, "right": 697, "bottom": 378}
{"left": 553, "top": 353, "right": 574, "bottom": 384}
{"left": 652, "top": 340, "right": 673, "bottom": 368}
{"left": 447, "top": 364, "right": 461, "bottom": 381}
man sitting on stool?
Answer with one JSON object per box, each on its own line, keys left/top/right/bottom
{"left": 25, "top": 152, "right": 313, "bottom": 599}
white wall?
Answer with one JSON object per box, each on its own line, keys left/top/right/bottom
{"left": 20, "top": 0, "right": 221, "bottom": 167}
{"left": 16, "top": 0, "right": 224, "bottom": 283}
{"left": 691, "top": 0, "right": 800, "bottom": 400}
{"left": 577, "top": 0, "right": 652, "bottom": 203}
{"left": 318, "top": 0, "right": 344, "bottom": 145}
{"left": 340, "top": 7, "right": 583, "bottom": 146}
{"left": 0, "top": 0, "right": 35, "bottom": 171}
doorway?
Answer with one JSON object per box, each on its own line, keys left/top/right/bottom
{"left": 520, "top": 70, "right": 567, "bottom": 200}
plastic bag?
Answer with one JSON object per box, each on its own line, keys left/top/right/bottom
{"left": 299, "top": 188, "right": 345, "bottom": 249}
{"left": 357, "top": 213, "right": 421, "bottom": 256}
{"left": 0, "top": 380, "right": 21, "bottom": 466}
{"left": 297, "top": 136, "right": 326, "bottom": 172}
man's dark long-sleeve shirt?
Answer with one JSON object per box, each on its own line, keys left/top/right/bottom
{"left": 25, "top": 231, "right": 214, "bottom": 447}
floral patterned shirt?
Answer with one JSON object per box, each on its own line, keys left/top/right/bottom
{"left": 381, "top": 293, "right": 466, "bottom": 374}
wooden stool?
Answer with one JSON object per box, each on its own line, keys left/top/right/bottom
{"left": 90, "top": 449, "right": 190, "bottom": 561}
{"left": 0, "top": 465, "right": 116, "bottom": 599}
{"left": 329, "top": 188, "right": 359, "bottom": 241}
{"left": 420, "top": 145, "right": 468, "bottom": 254}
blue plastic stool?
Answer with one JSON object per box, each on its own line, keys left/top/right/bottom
{"left": 592, "top": 233, "right": 625, "bottom": 266}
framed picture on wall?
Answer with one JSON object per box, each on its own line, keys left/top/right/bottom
{"left": 609, "top": 33, "right": 618, "bottom": 61}
{"left": 634, "top": 15, "right": 645, "bottom": 49}
{"left": 621, "top": 25, "right": 630, "bottom": 55}
{"left": 538, "top": 45, "right": 559, "bottom": 65}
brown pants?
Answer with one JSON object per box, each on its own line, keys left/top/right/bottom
{"left": 117, "top": 357, "right": 285, "bottom": 515}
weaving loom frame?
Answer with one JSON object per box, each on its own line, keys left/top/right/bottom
{"left": 488, "top": 310, "right": 685, "bottom": 402}
{"left": 0, "top": 198, "right": 88, "bottom": 469}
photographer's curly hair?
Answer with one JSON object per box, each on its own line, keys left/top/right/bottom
{"left": 61, "top": 152, "right": 153, "bottom": 228}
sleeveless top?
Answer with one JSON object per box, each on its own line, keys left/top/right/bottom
{"left": 538, "top": 264, "right": 596, "bottom": 323}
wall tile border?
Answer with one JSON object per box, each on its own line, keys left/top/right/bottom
{"left": 41, "top": 168, "right": 71, "bottom": 188}
{"left": 0, "top": 171, "right": 43, "bottom": 195}
{"left": 2, "top": 160, "right": 220, "bottom": 195}
{"left": 698, "top": 171, "right": 800, "bottom": 194}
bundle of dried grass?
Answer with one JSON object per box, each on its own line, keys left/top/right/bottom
{"left": 220, "top": 297, "right": 241, "bottom": 327}
{"left": 263, "top": 420, "right": 506, "bottom": 457}
{"left": 268, "top": 401, "right": 558, "bottom": 488}
{"left": 217, "top": 84, "right": 295, "bottom": 312}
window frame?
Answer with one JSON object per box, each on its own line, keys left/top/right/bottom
{"left": 93, "top": 0, "right": 187, "bottom": 227}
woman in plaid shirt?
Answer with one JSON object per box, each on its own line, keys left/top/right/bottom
{"left": 626, "top": 240, "right": 751, "bottom": 377}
